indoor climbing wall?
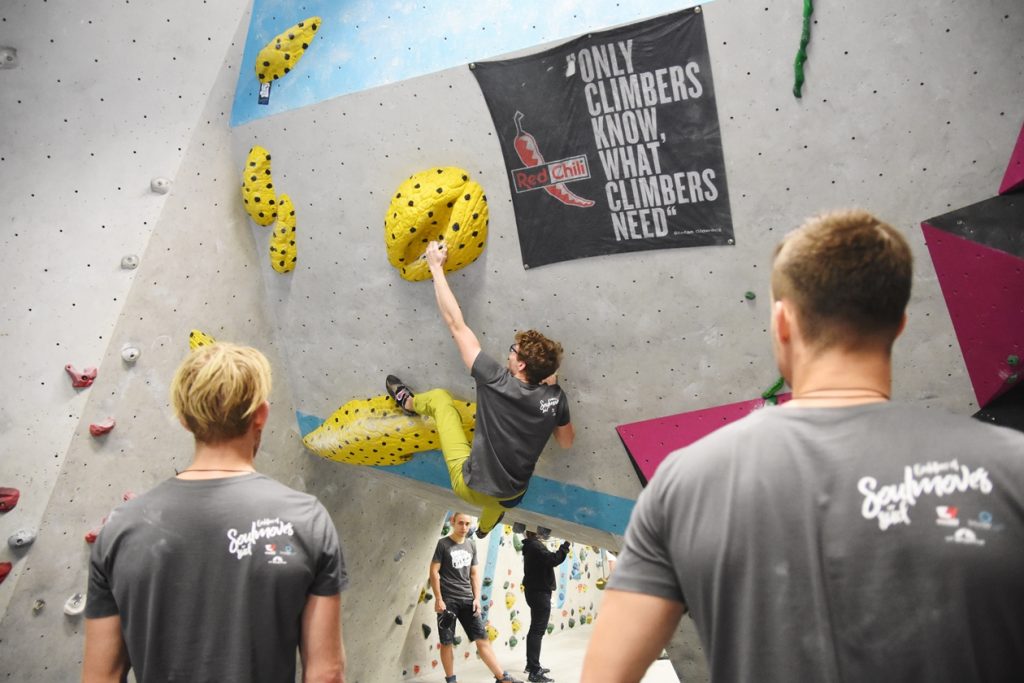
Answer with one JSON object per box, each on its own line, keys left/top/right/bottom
{"left": 0, "top": 1, "right": 1021, "bottom": 682}
{"left": 398, "top": 519, "right": 607, "bottom": 681}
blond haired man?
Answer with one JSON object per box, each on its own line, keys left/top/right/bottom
{"left": 83, "top": 343, "right": 347, "bottom": 683}
{"left": 583, "top": 210, "right": 1024, "bottom": 682}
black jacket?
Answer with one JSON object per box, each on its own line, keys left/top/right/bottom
{"left": 522, "top": 537, "right": 570, "bottom": 592}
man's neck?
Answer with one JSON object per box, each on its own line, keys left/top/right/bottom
{"left": 449, "top": 532, "right": 467, "bottom": 544}
{"left": 178, "top": 438, "right": 257, "bottom": 479}
{"left": 787, "top": 346, "right": 893, "bottom": 407}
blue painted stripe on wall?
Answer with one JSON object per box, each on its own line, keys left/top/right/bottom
{"left": 297, "top": 411, "right": 634, "bottom": 535}
{"left": 231, "top": 0, "right": 710, "bottom": 127}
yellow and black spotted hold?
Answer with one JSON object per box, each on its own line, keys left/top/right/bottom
{"left": 188, "top": 329, "right": 216, "bottom": 351}
{"left": 255, "top": 17, "right": 322, "bottom": 83}
{"left": 269, "top": 194, "right": 297, "bottom": 273}
{"left": 241, "top": 145, "right": 277, "bottom": 226}
{"left": 302, "top": 394, "right": 477, "bottom": 466}
{"left": 384, "top": 167, "right": 489, "bottom": 282}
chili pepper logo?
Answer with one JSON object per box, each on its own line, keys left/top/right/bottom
{"left": 511, "top": 111, "right": 595, "bottom": 208}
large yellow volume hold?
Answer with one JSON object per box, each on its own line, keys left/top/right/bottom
{"left": 384, "top": 167, "right": 489, "bottom": 282}
{"left": 269, "top": 194, "right": 297, "bottom": 273}
{"left": 241, "top": 145, "right": 277, "bottom": 226}
{"left": 255, "top": 17, "right": 321, "bottom": 83}
{"left": 188, "top": 329, "right": 216, "bottom": 350}
{"left": 303, "top": 394, "right": 476, "bottom": 466}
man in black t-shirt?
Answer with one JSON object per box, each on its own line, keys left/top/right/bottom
{"left": 521, "top": 531, "right": 570, "bottom": 682}
{"left": 430, "top": 512, "right": 523, "bottom": 683}
{"left": 388, "top": 241, "right": 574, "bottom": 537}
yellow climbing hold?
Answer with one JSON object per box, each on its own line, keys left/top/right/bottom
{"left": 241, "top": 145, "right": 277, "bottom": 226}
{"left": 511, "top": 618, "right": 522, "bottom": 634}
{"left": 384, "top": 167, "right": 489, "bottom": 282}
{"left": 255, "top": 17, "right": 321, "bottom": 83}
{"left": 504, "top": 591, "right": 516, "bottom": 610}
{"left": 485, "top": 624, "right": 498, "bottom": 642}
{"left": 188, "top": 329, "right": 216, "bottom": 351}
{"left": 303, "top": 394, "right": 476, "bottom": 466}
{"left": 269, "top": 194, "right": 297, "bottom": 273}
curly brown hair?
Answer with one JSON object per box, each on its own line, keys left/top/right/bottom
{"left": 514, "top": 329, "right": 564, "bottom": 384}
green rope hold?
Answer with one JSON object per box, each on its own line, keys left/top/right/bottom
{"left": 762, "top": 375, "right": 786, "bottom": 399}
{"left": 793, "top": 0, "right": 814, "bottom": 98}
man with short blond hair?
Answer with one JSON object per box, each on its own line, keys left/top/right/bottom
{"left": 583, "top": 210, "right": 1024, "bottom": 682}
{"left": 83, "top": 343, "right": 348, "bottom": 683}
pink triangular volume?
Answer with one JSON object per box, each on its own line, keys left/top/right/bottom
{"left": 922, "top": 223, "right": 1024, "bottom": 408}
{"left": 616, "top": 393, "right": 791, "bottom": 485}
{"left": 1000, "top": 120, "right": 1024, "bottom": 195}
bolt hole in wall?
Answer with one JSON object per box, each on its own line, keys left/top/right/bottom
{"left": 399, "top": 512, "right": 678, "bottom": 683}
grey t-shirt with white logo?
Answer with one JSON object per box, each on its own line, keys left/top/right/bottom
{"left": 463, "top": 352, "right": 571, "bottom": 498}
{"left": 432, "top": 535, "right": 478, "bottom": 603}
{"left": 611, "top": 403, "right": 1024, "bottom": 683}
{"left": 86, "top": 473, "right": 347, "bottom": 683}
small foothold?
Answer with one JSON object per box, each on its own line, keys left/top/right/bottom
{"left": 0, "top": 487, "right": 21, "bottom": 512}
{"left": 32, "top": 599, "right": 45, "bottom": 614}
{"left": 150, "top": 177, "right": 171, "bottom": 194}
{"left": 421, "top": 623, "right": 431, "bottom": 639}
{"left": 63, "top": 592, "right": 86, "bottom": 617}
{"left": 121, "top": 345, "right": 141, "bottom": 363}
{"left": 394, "top": 615, "right": 403, "bottom": 625}
{"left": 0, "top": 562, "right": 11, "bottom": 585}
{"left": 8, "top": 528, "right": 36, "bottom": 548}
{"left": 65, "top": 364, "right": 98, "bottom": 388}
{"left": 121, "top": 254, "right": 139, "bottom": 270}
{"left": 1008, "top": 355, "right": 1020, "bottom": 366}
{"left": 744, "top": 291, "right": 756, "bottom": 300}
{"left": 0, "top": 47, "right": 17, "bottom": 69}
{"left": 596, "top": 577, "right": 607, "bottom": 590}
{"left": 1007, "top": 373, "right": 1020, "bottom": 385}
{"left": 424, "top": 592, "right": 432, "bottom": 602}
{"left": 89, "top": 418, "right": 116, "bottom": 437}
{"left": 122, "top": 491, "right": 137, "bottom": 502}
{"left": 393, "top": 549, "right": 406, "bottom": 562}
{"left": 84, "top": 527, "right": 101, "bottom": 544}
{"left": 453, "top": 635, "right": 462, "bottom": 646}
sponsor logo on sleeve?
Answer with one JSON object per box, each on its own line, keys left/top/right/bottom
{"left": 946, "top": 527, "right": 985, "bottom": 546}
{"left": 935, "top": 506, "right": 959, "bottom": 527}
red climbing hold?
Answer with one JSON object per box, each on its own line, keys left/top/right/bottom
{"left": 0, "top": 562, "right": 11, "bottom": 585}
{"left": 84, "top": 527, "right": 101, "bottom": 544}
{"left": 0, "top": 487, "right": 20, "bottom": 512}
{"left": 89, "top": 418, "right": 116, "bottom": 436}
{"left": 65, "top": 364, "right": 98, "bottom": 388}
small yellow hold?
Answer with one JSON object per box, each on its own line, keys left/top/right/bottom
{"left": 384, "top": 167, "right": 489, "bottom": 282}
{"left": 511, "top": 619, "right": 522, "bottom": 634}
{"left": 485, "top": 624, "right": 499, "bottom": 642}
{"left": 188, "top": 329, "right": 216, "bottom": 351}
{"left": 256, "top": 17, "right": 321, "bottom": 83}
{"left": 241, "top": 145, "right": 277, "bottom": 226}
{"left": 269, "top": 194, "right": 297, "bottom": 273}
{"left": 303, "top": 394, "right": 476, "bottom": 466}
{"left": 504, "top": 591, "right": 516, "bottom": 610}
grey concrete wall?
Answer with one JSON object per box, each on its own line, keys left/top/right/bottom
{"left": 0, "top": 0, "right": 1022, "bottom": 682}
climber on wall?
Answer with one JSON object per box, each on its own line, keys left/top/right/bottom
{"left": 387, "top": 240, "right": 574, "bottom": 538}
{"left": 430, "top": 512, "right": 523, "bottom": 683}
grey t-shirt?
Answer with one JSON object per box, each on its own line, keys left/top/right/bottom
{"left": 611, "top": 403, "right": 1024, "bottom": 683}
{"left": 463, "top": 352, "right": 571, "bottom": 498}
{"left": 432, "top": 535, "right": 478, "bottom": 603}
{"left": 86, "top": 473, "right": 347, "bottom": 683}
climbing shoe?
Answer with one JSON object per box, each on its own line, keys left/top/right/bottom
{"left": 385, "top": 374, "right": 415, "bottom": 415}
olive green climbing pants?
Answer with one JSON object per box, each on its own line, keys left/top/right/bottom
{"left": 413, "top": 388, "right": 518, "bottom": 534}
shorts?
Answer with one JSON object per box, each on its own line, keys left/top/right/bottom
{"left": 437, "top": 600, "right": 487, "bottom": 645}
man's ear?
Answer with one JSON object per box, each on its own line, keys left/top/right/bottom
{"left": 252, "top": 401, "right": 270, "bottom": 431}
{"left": 773, "top": 299, "right": 792, "bottom": 344}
